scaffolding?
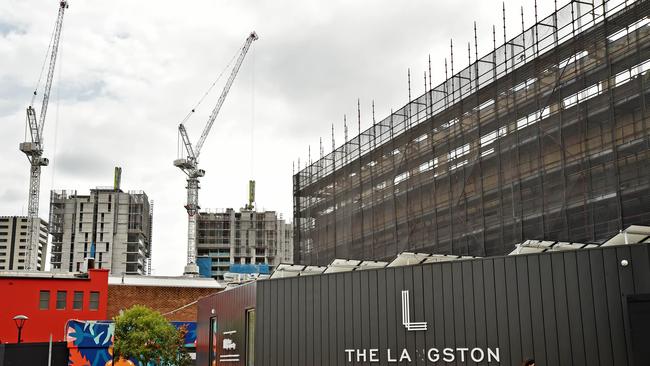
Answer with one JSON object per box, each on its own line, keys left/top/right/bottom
{"left": 294, "top": 0, "right": 650, "bottom": 265}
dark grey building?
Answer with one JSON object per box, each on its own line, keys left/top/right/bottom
{"left": 294, "top": 0, "right": 650, "bottom": 265}
{"left": 197, "top": 240, "right": 650, "bottom": 366}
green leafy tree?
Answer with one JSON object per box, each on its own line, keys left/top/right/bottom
{"left": 113, "top": 305, "right": 192, "bottom": 366}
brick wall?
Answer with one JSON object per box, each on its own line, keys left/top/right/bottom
{"left": 107, "top": 284, "right": 220, "bottom": 321}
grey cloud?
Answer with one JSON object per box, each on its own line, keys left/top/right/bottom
{"left": 59, "top": 79, "right": 109, "bottom": 102}
{"left": 0, "top": 21, "right": 26, "bottom": 37}
{"left": 0, "top": 187, "right": 23, "bottom": 202}
{"left": 54, "top": 149, "right": 113, "bottom": 178}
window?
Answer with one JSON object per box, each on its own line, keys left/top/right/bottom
{"left": 450, "top": 159, "right": 468, "bottom": 171}
{"left": 246, "top": 309, "right": 256, "bottom": 366}
{"left": 516, "top": 107, "right": 550, "bottom": 130}
{"left": 608, "top": 18, "right": 650, "bottom": 42}
{"left": 563, "top": 83, "right": 602, "bottom": 108}
{"left": 448, "top": 143, "right": 470, "bottom": 160}
{"left": 73, "top": 291, "right": 83, "bottom": 310}
{"left": 442, "top": 117, "right": 458, "bottom": 129}
{"left": 558, "top": 50, "right": 588, "bottom": 68}
{"left": 414, "top": 134, "right": 427, "bottom": 143}
{"left": 512, "top": 77, "right": 537, "bottom": 92}
{"left": 89, "top": 291, "right": 100, "bottom": 310}
{"left": 56, "top": 291, "right": 67, "bottom": 310}
{"left": 39, "top": 290, "right": 50, "bottom": 310}
{"left": 476, "top": 99, "right": 494, "bottom": 110}
{"left": 394, "top": 171, "right": 410, "bottom": 185}
{"left": 419, "top": 158, "right": 438, "bottom": 173}
{"left": 209, "top": 317, "right": 218, "bottom": 365}
{"left": 480, "top": 126, "right": 508, "bottom": 147}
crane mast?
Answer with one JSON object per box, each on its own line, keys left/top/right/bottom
{"left": 20, "top": 0, "right": 68, "bottom": 271}
{"left": 174, "top": 31, "right": 258, "bottom": 276}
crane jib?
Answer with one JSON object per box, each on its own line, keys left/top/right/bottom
{"left": 180, "top": 31, "right": 258, "bottom": 160}
{"left": 19, "top": 0, "right": 68, "bottom": 271}
{"left": 176, "top": 31, "right": 258, "bottom": 274}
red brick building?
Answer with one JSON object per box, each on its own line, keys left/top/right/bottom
{"left": 0, "top": 269, "right": 109, "bottom": 343}
{"left": 107, "top": 275, "right": 223, "bottom": 321}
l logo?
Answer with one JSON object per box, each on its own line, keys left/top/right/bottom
{"left": 401, "top": 290, "right": 427, "bottom": 331}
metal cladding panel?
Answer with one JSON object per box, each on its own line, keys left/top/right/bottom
{"left": 256, "top": 243, "right": 650, "bottom": 365}
{"left": 197, "top": 282, "right": 256, "bottom": 366}
{"left": 0, "top": 342, "right": 69, "bottom": 365}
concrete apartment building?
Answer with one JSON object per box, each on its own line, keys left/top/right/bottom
{"left": 49, "top": 186, "right": 153, "bottom": 275}
{"left": 0, "top": 216, "right": 48, "bottom": 271}
{"left": 196, "top": 208, "right": 292, "bottom": 280}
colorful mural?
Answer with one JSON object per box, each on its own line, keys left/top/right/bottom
{"left": 65, "top": 320, "right": 197, "bottom": 366}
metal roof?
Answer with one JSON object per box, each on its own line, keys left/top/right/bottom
{"left": 509, "top": 225, "right": 650, "bottom": 255}
{"left": 269, "top": 253, "right": 475, "bottom": 279}
{"left": 269, "top": 226, "right": 650, "bottom": 278}
{"left": 602, "top": 225, "right": 650, "bottom": 246}
{"left": 0, "top": 271, "right": 89, "bottom": 279}
{"left": 108, "top": 275, "right": 224, "bottom": 288}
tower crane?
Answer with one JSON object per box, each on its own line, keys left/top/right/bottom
{"left": 20, "top": 1, "right": 69, "bottom": 271}
{"left": 174, "top": 31, "right": 258, "bottom": 276}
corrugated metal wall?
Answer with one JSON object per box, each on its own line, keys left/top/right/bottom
{"left": 256, "top": 243, "right": 650, "bottom": 365}
{"left": 197, "top": 282, "right": 256, "bottom": 366}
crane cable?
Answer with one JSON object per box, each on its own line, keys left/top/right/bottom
{"left": 179, "top": 48, "right": 240, "bottom": 126}
{"left": 250, "top": 46, "right": 255, "bottom": 180}
{"left": 50, "top": 26, "right": 63, "bottom": 191}
{"left": 31, "top": 13, "right": 59, "bottom": 107}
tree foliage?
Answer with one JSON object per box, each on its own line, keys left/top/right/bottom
{"left": 113, "top": 305, "right": 191, "bottom": 365}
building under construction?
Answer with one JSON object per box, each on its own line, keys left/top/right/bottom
{"left": 49, "top": 170, "right": 153, "bottom": 274}
{"left": 294, "top": 0, "right": 650, "bottom": 265}
{"left": 196, "top": 208, "right": 293, "bottom": 280}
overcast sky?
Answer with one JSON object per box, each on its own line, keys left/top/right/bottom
{"left": 0, "top": 0, "right": 560, "bottom": 275}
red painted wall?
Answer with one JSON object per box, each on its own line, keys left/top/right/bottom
{"left": 0, "top": 269, "right": 108, "bottom": 343}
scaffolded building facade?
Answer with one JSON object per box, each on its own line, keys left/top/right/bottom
{"left": 294, "top": 0, "right": 650, "bottom": 265}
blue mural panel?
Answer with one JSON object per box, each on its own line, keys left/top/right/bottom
{"left": 66, "top": 320, "right": 197, "bottom": 366}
